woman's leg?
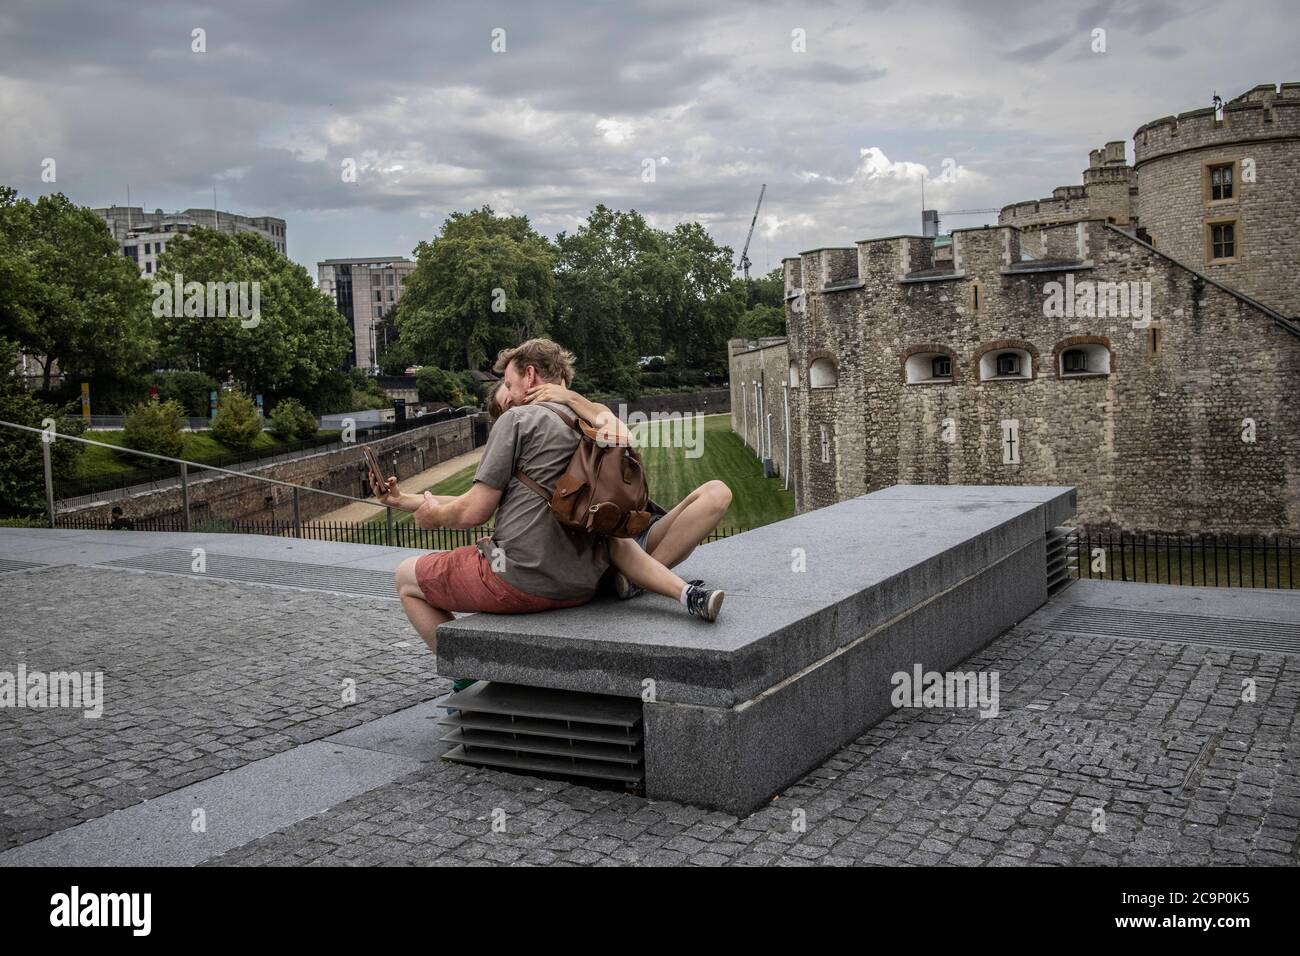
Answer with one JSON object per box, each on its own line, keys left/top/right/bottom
{"left": 608, "top": 537, "right": 688, "bottom": 600}
{"left": 644, "top": 480, "right": 733, "bottom": 567}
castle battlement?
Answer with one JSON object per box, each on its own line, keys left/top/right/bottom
{"left": 1134, "top": 82, "right": 1300, "bottom": 164}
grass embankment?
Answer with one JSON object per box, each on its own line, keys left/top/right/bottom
{"left": 72, "top": 429, "right": 340, "bottom": 483}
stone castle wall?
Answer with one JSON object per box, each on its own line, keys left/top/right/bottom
{"left": 1135, "top": 82, "right": 1300, "bottom": 318}
{"left": 751, "top": 221, "right": 1299, "bottom": 535}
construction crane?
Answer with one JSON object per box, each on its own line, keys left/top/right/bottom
{"left": 739, "top": 183, "right": 767, "bottom": 285}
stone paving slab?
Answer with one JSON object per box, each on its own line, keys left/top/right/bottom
{"left": 0, "top": 740, "right": 425, "bottom": 867}
{"left": 3, "top": 526, "right": 1297, "bottom": 867}
{"left": 207, "top": 589, "right": 1300, "bottom": 866}
{"left": 0, "top": 564, "right": 444, "bottom": 852}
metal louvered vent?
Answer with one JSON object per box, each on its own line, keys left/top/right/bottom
{"left": 0, "top": 558, "right": 47, "bottom": 574}
{"left": 440, "top": 682, "right": 644, "bottom": 788}
{"left": 1046, "top": 526, "right": 1078, "bottom": 596}
{"left": 1048, "top": 605, "right": 1300, "bottom": 656}
{"left": 98, "top": 549, "right": 397, "bottom": 599}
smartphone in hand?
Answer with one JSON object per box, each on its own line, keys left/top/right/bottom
{"left": 361, "top": 445, "right": 386, "bottom": 497}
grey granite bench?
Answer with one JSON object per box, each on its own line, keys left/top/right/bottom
{"left": 437, "top": 484, "right": 1077, "bottom": 816}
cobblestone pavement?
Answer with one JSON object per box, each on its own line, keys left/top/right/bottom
{"left": 0, "top": 566, "right": 444, "bottom": 851}
{"left": 4, "top": 560, "right": 1298, "bottom": 866}
{"left": 208, "top": 624, "right": 1300, "bottom": 866}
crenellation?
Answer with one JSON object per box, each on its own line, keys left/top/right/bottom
{"left": 746, "top": 82, "right": 1300, "bottom": 536}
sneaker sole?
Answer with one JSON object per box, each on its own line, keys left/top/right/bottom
{"left": 704, "top": 589, "right": 724, "bottom": 622}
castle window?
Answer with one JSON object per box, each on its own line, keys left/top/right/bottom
{"left": 788, "top": 361, "right": 800, "bottom": 387}
{"left": 979, "top": 348, "right": 1032, "bottom": 382}
{"left": 1204, "top": 160, "right": 1239, "bottom": 205}
{"left": 1206, "top": 219, "right": 1238, "bottom": 262}
{"left": 904, "top": 350, "right": 956, "bottom": 384}
{"left": 1057, "top": 342, "right": 1111, "bottom": 377}
{"left": 808, "top": 357, "right": 837, "bottom": 388}
{"left": 1208, "top": 163, "right": 1233, "bottom": 201}
{"left": 969, "top": 278, "right": 983, "bottom": 313}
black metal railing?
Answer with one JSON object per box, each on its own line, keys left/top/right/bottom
{"left": 52, "top": 514, "right": 743, "bottom": 550}
{"left": 1074, "top": 532, "right": 1298, "bottom": 589}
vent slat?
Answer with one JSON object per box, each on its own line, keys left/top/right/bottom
{"left": 440, "top": 682, "right": 645, "bottom": 788}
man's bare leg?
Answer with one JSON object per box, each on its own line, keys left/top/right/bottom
{"left": 645, "top": 479, "right": 733, "bottom": 568}
{"left": 395, "top": 557, "right": 453, "bottom": 653}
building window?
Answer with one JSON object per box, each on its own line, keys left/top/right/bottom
{"left": 969, "top": 278, "right": 982, "bottom": 312}
{"left": 385, "top": 273, "right": 394, "bottom": 285}
{"left": 788, "top": 361, "right": 800, "bottom": 386}
{"left": 808, "top": 357, "right": 838, "bottom": 388}
{"left": 819, "top": 425, "right": 830, "bottom": 463}
{"left": 979, "top": 347, "right": 1032, "bottom": 382}
{"left": 1057, "top": 342, "right": 1111, "bottom": 377}
{"left": 374, "top": 290, "right": 382, "bottom": 302}
{"left": 145, "top": 261, "right": 153, "bottom": 274}
{"left": 144, "top": 242, "right": 151, "bottom": 254}
{"left": 1208, "top": 162, "right": 1233, "bottom": 201}
{"left": 1207, "top": 220, "right": 1237, "bottom": 262}
{"left": 1147, "top": 328, "right": 1161, "bottom": 355}
{"left": 904, "top": 350, "right": 956, "bottom": 384}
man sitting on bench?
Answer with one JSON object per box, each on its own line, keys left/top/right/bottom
{"left": 387, "top": 338, "right": 724, "bottom": 659}
{"left": 487, "top": 377, "right": 732, "bottom": 602}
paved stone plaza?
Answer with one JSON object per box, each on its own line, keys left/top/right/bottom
{"left": 1, "top": 529, "right": 1297, "bottom": 866}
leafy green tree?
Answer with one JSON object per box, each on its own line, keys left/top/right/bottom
{"left": 147, "top": 370, "right": 221, "bottom": 418}
{"left": 122, "top": 398, "right": 186, "bottom": 459}
{"left": 0, "top": 189, "right": 155, "bottom": 393}
{"left": 746, "top": 266, "right": 785, "bottom": 309}
{"left": 0, "top": 336, "right": 86, "bottom": 518}
{"left": 652, "top": 221, "right": 744, "bottom": 373}
{"left": 415, "top": 366, "right": 478, "bottom": 407}
{"left": 210, "top": 389, "right": 262, "bottom": 450}
{"left": 267, "top": 397, "right": 318, "bottom": 440}
{"left": 552, "top": 205, "right": 657, "bottom": 397}
{"left": 396, "top": 206, "right": 555, "bottom": 370}
{"left": 735, "top": 303, "right": 786, "bottom": 340}
{"left": 155, "top": 229, "right": 349, "bottom": 401}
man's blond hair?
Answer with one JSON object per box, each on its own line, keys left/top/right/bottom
{"left": 493, "top": 338, "right": 575, "bottom": 386}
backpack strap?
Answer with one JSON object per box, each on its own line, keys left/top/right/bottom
{"left": 512, "top": 467, "right": 552, "bottom": 503}
{"left": 511, "top": 402, "right": 583, "bottom": 502}
{"left": 535, "top": 402, "right": 579, "bottom": 431}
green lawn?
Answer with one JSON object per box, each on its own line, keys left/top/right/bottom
{"left": 72, "top": 428, "right": 339, "bottom": 482}
{"left": 369, "top": 412, "right": 793, "bottom": 533}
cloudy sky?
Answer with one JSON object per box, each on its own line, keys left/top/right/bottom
{"left": 2, "top": 0, "right": 1295, "bottom": 279}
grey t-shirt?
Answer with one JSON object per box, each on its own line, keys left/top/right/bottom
{"left": 473, "top": 402, "right": 610, "bottom": 599}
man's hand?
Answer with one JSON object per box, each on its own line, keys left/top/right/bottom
{"left": 370, "top": 473, "right": 405, "bottom": 507}
{"left": 413, "top": 491, "right": 442, "bottom": 530}
{"left": 524, "top": 382, "right": 574, "bottom": 406}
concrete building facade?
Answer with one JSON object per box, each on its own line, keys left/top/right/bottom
{"left": 316, "top": 257, "right": 417, "bottom": 372}
{"left": 93, "top": 206, "right": 287, "bottom": 278}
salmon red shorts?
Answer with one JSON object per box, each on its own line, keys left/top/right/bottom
{"left": 414, "top": 544, "right": 592, "bottom": 614}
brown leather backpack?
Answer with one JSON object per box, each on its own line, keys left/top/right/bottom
{"left": 513, "top": 404, "right": 653, "bottom": 538}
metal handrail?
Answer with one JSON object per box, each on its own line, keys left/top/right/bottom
{"left": 0, "top": 416, "right": 481, "bottom": 538}
{"left": 0, "top": 418, "right": 385, "bottom": 505}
